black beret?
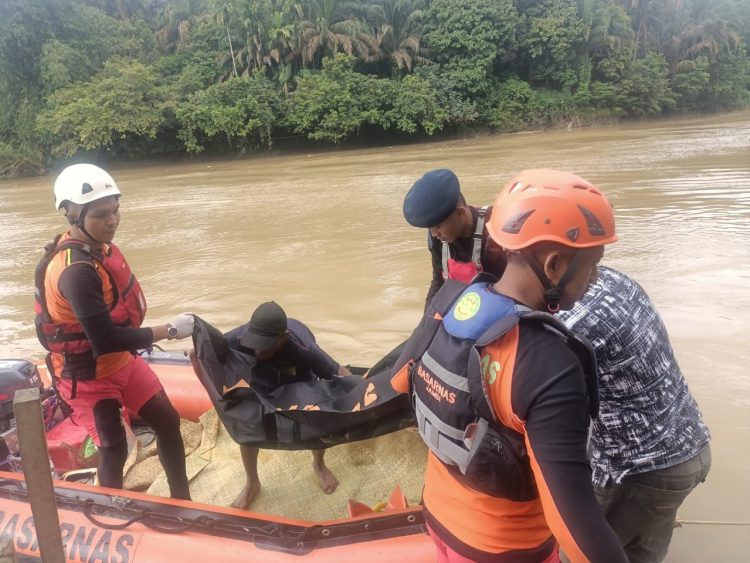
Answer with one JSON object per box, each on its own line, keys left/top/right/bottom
{"left": 403, "top": 169, "right": 461, "bottom": 228}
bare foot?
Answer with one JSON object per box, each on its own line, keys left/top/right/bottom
{"left": 314, "top": 464, "right": 339, "bottom": 494}
{"left": 230, "top": 480, "right": 261, "bottom": 509}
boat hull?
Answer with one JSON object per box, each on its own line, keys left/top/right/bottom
{"left": 0, "top": 471, "right": 434, "bottom": 562}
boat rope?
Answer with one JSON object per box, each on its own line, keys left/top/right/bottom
{"left": 0, "top": 478, "right": 299, "bottom": 541}
{"left": 82, "top": 500, "right": 216, "bottom": 533}
{"left": 81, "top": 500, "right": 151, "bottom": 530}
{"left": 79, "top": 499, "right": 292, "bottom": 537}
{"left": 675, "top": 519, "right": 750, "bottom": 527}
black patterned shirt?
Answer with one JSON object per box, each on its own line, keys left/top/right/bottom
{"left": 558, "top": 266, "right": 711, "bottom": 487}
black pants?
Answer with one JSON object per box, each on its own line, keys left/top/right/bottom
{"left": 594, "top": 443, "right": 711, "bottom": 563}
{"left": 94, "top": 391, "right": 191, "bottom": 500}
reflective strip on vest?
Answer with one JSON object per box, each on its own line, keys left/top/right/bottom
{"left": 422, "top": 351, "right": 470, "bottom": 393}
{"left": 415, "top": 392, "right": 491, "bottom": 474}
{"left": 441, "top": 242, "right": 449, "bottom": 280}
{"left": 470, "top": 206, "right": 488, "bottom": 268}
{"left": 415, "top": 393, "right": 470, "bottom": 471}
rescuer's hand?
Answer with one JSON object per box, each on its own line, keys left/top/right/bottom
{"left": 167, "top": 313, "right": 195, "bottom": 340}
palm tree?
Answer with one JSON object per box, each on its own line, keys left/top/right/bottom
{"left": 620, "top": 0, "right": 742, "bottom": 71}
{"left": 207, "top": 0, "right": 303, "bottom": 79}
{"left": 296, "top": 0, "right": 375, "bottom": 69}
{"left": 369, "top": 0, "right": 429, "bottom": 74}
{"left": 665, "top": 20, "right": 741, "bottom": 72}
{"left": 206, "top": 0, "right": 245, "bottom": 77}
{"left": 626, "top": 0, "right": 656, "bottom": 60}
{"left": 154, "top": 0, "right": 206, "bottom": 53}
{"left": 262, "top": 0, "right": 302, "bottom": 69}
{"left": 579, "top": 0, "right": 634, "bottom": 74}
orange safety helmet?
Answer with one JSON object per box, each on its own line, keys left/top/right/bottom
{"left": 487, "top": 169, "right": 617, "bottom": 250}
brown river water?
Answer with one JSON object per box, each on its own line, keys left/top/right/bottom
{"left": 1, "top": 111, "right": 749, "bottom": 560}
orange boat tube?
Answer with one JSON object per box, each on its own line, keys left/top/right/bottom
{"left": 142, "top": 359, "right": 212, "bottom": 422}
{"left": 0, "top": 471, "right": 435, "bottom": 562}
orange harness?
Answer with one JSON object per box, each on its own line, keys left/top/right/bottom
{"left": 34, "top": 233, "right": 147, "bottom": 386}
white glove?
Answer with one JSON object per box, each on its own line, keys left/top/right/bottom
{"left": 167, "top": 313, "right": 194, "bottom": 340}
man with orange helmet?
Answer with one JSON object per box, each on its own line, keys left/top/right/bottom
{"left": 392, "top": 170, "right": 627, "bottom": 562}
{"left": 35, "top": 163, "right": 193, "bottom": 499}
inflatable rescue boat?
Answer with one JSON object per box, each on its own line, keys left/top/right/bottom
{"left": 0, "top": 318, "right": 431, "bottom": 561}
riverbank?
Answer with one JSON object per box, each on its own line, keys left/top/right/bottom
{"left": 6, "top": 108, "right": 741, "bottom": 182}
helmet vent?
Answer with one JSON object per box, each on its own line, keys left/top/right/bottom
{"left": 577, "top": 204, "right": 606, "bottom": 236}
{"left": 81, "top": 183, "right": 93, "bottom": 195}
{"left": 509, "top": 181, "right": 525, "bottom": 194}
{"left": 502, "top": 209, "right": 535, "bottom": 234}
{"left": 566, "top": 228, "right": 580, "bottom": 242}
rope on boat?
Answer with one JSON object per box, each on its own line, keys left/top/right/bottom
{"left": 676, "top": 519, "right": 750, "bottom": 527}
{"left": 79, "top": 499, "right": 290, "bottom": 536}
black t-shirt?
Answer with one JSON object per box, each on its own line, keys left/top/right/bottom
{"left": 57, "top": 262, "right": 153, "bottom": 356}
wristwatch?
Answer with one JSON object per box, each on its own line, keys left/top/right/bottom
{"left": 166, "top": 323, "right": 178, "bottom": 339}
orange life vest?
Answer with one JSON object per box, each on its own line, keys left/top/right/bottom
{"left": 34, "top": 232, "right": 147, "bottom": 382}
{"left": 392, "top": 281, "right": 598, "bottom": 556}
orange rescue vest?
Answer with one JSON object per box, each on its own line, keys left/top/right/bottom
{"left": 34, "top": 233, "right": 147, "bottom": 383}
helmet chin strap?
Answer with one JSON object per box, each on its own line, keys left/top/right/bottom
{"left": 522, "top": 251, "right": 584, "bottom": 313}
{"left": 67, "top": 205, "right": 103, "bottom": 246}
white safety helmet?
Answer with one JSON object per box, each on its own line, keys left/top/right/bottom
{"left": 53, "top": 164, "right": 121, "bottom": 210}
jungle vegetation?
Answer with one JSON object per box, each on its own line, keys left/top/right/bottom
{"left": 1, "top": 0, "right": 748, "bottom": 177}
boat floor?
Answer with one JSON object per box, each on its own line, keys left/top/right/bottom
{"left": 123, "top": 408, "right": 428, "bottom": 521}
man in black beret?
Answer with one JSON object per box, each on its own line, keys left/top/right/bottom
{"left": 403, "top": 169, "right": 506, "bottom": 308}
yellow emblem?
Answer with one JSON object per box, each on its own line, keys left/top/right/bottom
{"left": 454, "top": 291, "right": 481, "bottom": 321}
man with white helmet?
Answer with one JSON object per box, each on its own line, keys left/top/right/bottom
{"left": 34, "top": 163, "right": 193, "bottom": 499}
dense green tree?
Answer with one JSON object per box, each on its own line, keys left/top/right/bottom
{"left": 38, "top": 5, "right": 154, "bottom": 95}
{"left": 578, "top": 0, "right": 634, "bottom": 83}
{"left": 0, "top": 142, "right": 45, "bottom": 178}
{"left": 704, "top": 48, "right": 750, "bottom": 109}
{"left": 670, "top": 56, "right": 712, "bottom": 111}
{"left": 176, "top": 73, "right": 281, "bottom": 151}
{"left": 481, "top": 77, "right": 540, "bottom": 132}
{"left": 85, "top": 0, "right": 150, "bottom": 20}
{"left": 154, "top": 0, "right": 207, "bottom": 53}
{"left": 616, "top": 52, "right": 675, "bottom": 115}
{"left": 0, "top": 0, "right": 72, "bottom": 100}
{"left": 387, "top": 74, "right": 447, "bottom": 134}
{"left": 518, "top": 0, "right": 588, "bottom": 89}
{"left": 0, "top": 0, "right": 748, "bottom": 179}
{"left": 35, "top": 59, "right": 166, "bottom": 158}
{"left": 284, "top": 54, "right": 391, "bottom": 141}
{"left": 421, "top": 0, "right": 520, "bottom": 98}
{"left": 412, "top": 66, "right": 478, "bottom": 127}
